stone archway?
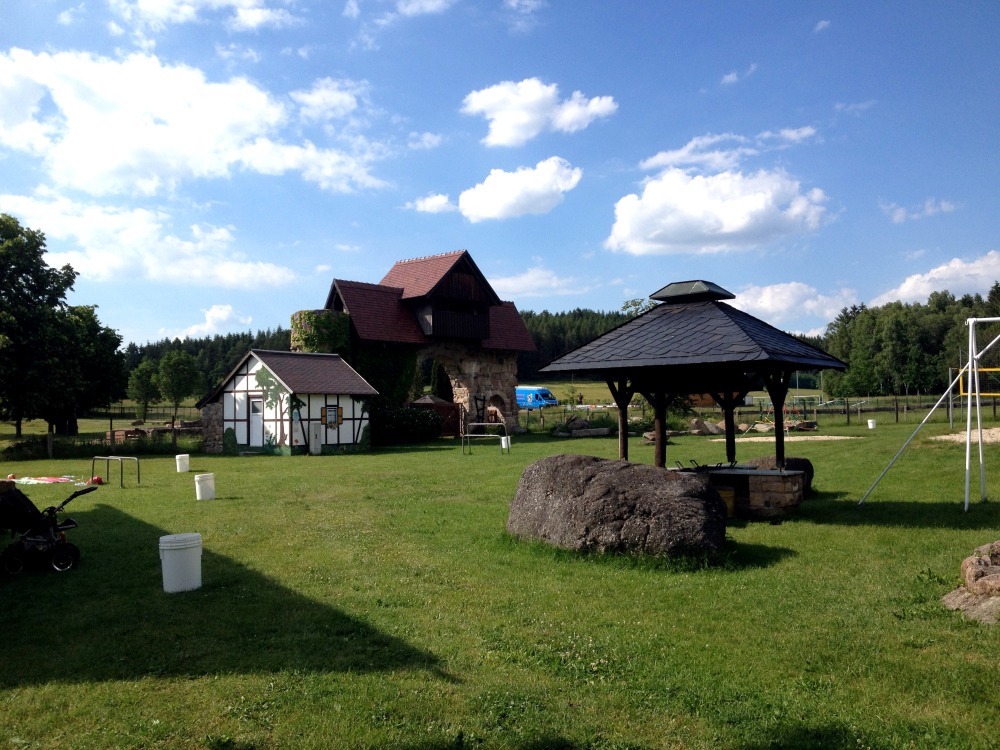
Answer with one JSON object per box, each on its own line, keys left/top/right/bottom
{"left": 419, "top": 342, "right": 519, "bottom": 430}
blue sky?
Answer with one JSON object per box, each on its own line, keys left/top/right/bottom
{"left": 2, "top": 1, "right": 998, "bottom": 346}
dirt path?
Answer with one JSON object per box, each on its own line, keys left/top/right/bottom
{"left": 931, "top": 427, "right": 1000, "bottom": 444}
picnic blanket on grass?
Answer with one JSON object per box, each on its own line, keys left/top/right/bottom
{"left": 12, "top": 476, "right": 85, "bottom": 486}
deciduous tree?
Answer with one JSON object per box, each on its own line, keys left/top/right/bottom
{"left": 127, "top": 359, "right": 161, "bottom": 421}
{"left": 0, "top": 214, "right": 77, "bottom": 435}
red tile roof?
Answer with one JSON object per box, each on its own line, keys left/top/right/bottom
{"left": 326, "top": 251, "right": 534, "bottom": 353}
{"left": 379, "top": 250, "right": 467, "bottom": 299}
{"left": 484, "top": 302, "right": 537, "bottom": 352}
{"left": 333, "top": 280, "right": 427, "bottom": 344}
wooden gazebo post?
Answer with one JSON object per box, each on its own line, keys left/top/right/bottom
{"left": 606, "top": 374, "right": 635, "bottom": 461}
{"left": 637, "top": 385, "right": 673, "bottom": 469}
{"left": 764, "top": 369, "right": 793, "bottom": 469}
{"left": 711, "top": 388, "right": 750, "bottom": 465}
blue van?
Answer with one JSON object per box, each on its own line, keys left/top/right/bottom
{"left": 516, "top": 386, "right": 559, "bottom": 410}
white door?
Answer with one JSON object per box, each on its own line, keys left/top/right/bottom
{"left": 249, "top": 398, "right": 264, "bottom": 447}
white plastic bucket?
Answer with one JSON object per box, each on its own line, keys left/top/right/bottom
{"left": 195, "top": 473, "right": 215, "bottom": 500}
{"left": 500, "top": 436, "right": 511, "bottom": 451}
{"left": 159, "top": 533, "right": 202, "bottom": 593}
{"left": 867, "top": 419, "right": 876, "bottom": 430}
{"left": 175, "top": 454, "right": 190, "bottom": 472}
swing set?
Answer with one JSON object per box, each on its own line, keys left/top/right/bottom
{"left": 861, "top": 316, "right": 1000, "bottom": 510}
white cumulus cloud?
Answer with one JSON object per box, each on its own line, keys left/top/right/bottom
{"left": 609, "top": 129, "right": 826, "bottom": 255}
{"left": 605, "top": 167, "right": 827, "bottom": 255}
{"left": 163, "top": 304, "right": 254, "bottom": 340}
{"left": 2, "top": 191, "right": 297, "bottom": 288}
{"left": 872, "top": 250, "right": 1000, "bottom": 306}
{"left": 458, "top": 156, "right": 582, "bottom": 222}
{"left": 0, "top": 49, "right": 385, "bottom": 196}
{"left": 407, "top": 193, "right": 456, "bottom": 213}
{"left": 291, "top": 77, "right": 363, "bottom": 123}
{"left": 733, "top": 282, "right": 857, "bottom": 329}
{"left": 488, "top": 265, "right": 583, "bottom": 299}
{"left": 108, "top": 0, "right": 300, "bottom": 38}
{"left": 879, "top": 197, "right": 957, "bottom": 224}
{"left": 461, "top": 77, "right": 617, "bottom": 147}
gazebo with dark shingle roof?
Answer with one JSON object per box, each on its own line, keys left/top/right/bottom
{"left": 540, "top": 280, "right": 847, "bottom": 469}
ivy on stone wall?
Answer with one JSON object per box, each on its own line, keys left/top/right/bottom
{"left": 352, "top": 343, "right": 419, "bottom": 407}
{"left": 291, "top": 310, "right": 352, "bottom": 355}
{"left": 291, "top": 308, "right": 418, "bottom": 407}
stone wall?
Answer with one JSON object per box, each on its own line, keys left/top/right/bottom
{"left": 201, "top": 402, "right": 224, "bottom": 454}
{"left": 419, "top": 343, "right": 519, "bottom": 430}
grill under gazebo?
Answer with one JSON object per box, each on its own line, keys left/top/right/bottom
{"left": 540, "top": 280, "right": 847, "bottom": 471}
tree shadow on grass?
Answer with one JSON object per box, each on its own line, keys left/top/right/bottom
{"left": 796, "top": 492, "right": 1000, "bottom": 530}
{"left": 0, "top": 504, "right": 448, "bottom": 688}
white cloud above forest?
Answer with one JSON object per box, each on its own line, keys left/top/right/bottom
{"left": 0, "top": 49, "right": 386, "bottom": 196}
{"left": 871, "top": 250, "right": 1000, "bottom": 306}
{"left": 458, "top": 156, "right": 582, "bottom": 222}
{"left": 606, "top": 130, "right": 827, "bottom": 255}
{"left": 733, "top": 282, "right": 857, "bottom": 329}
{"left": 161, "top": 304, "right": 253, "bottom": 340}
{"left": 489, "top": 264, "right": 583, "bottom": 299}
{"left": 462, "top": 77, "right": 617, "bottom": 147}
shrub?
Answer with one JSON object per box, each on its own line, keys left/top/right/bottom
{"left": 222, "top": 427, "right": 239, "bottom": 455}
{"left": 369, "top": 405, "right": 444, "bottom": 446}
{"left": 1, "top": 433, "right": 203, "bottom": 460}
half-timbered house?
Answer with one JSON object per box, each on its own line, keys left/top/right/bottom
{"left": 198, "top": 349, "right": 377, "bottom": 453}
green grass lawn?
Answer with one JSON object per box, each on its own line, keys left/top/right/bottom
{"left": 2, "top": 421, "right": 1000, "bottom": 749}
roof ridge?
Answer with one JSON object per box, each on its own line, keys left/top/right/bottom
{"left": 253, "top": 349, "right": 342, "bottom": 357}
{"left": 392, "top": 249, "right": 467, "bottom": 265}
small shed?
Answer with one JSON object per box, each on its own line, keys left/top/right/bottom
{"left": 540, "top": 280, "right": 847, "bottom": 469}
{"left": 197, "top": 350, "right": 378, "bottom": 453}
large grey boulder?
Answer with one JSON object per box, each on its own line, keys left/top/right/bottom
{"left": 507, "top": 454, "right": 727, "bottom": 557}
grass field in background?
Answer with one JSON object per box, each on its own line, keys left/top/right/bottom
{"left": 3, "top": 418, "right": 1000, "bottom": 749}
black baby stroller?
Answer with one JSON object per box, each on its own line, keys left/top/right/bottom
{"left": 0, "top": 483, "right": 96, "bottom": 575}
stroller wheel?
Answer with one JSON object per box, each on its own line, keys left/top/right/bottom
{"left": 2, "top": 549, "right": 26, "bottom": 576}
{"left": 50, "top": 542, "right": 80, "bottom": 572}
